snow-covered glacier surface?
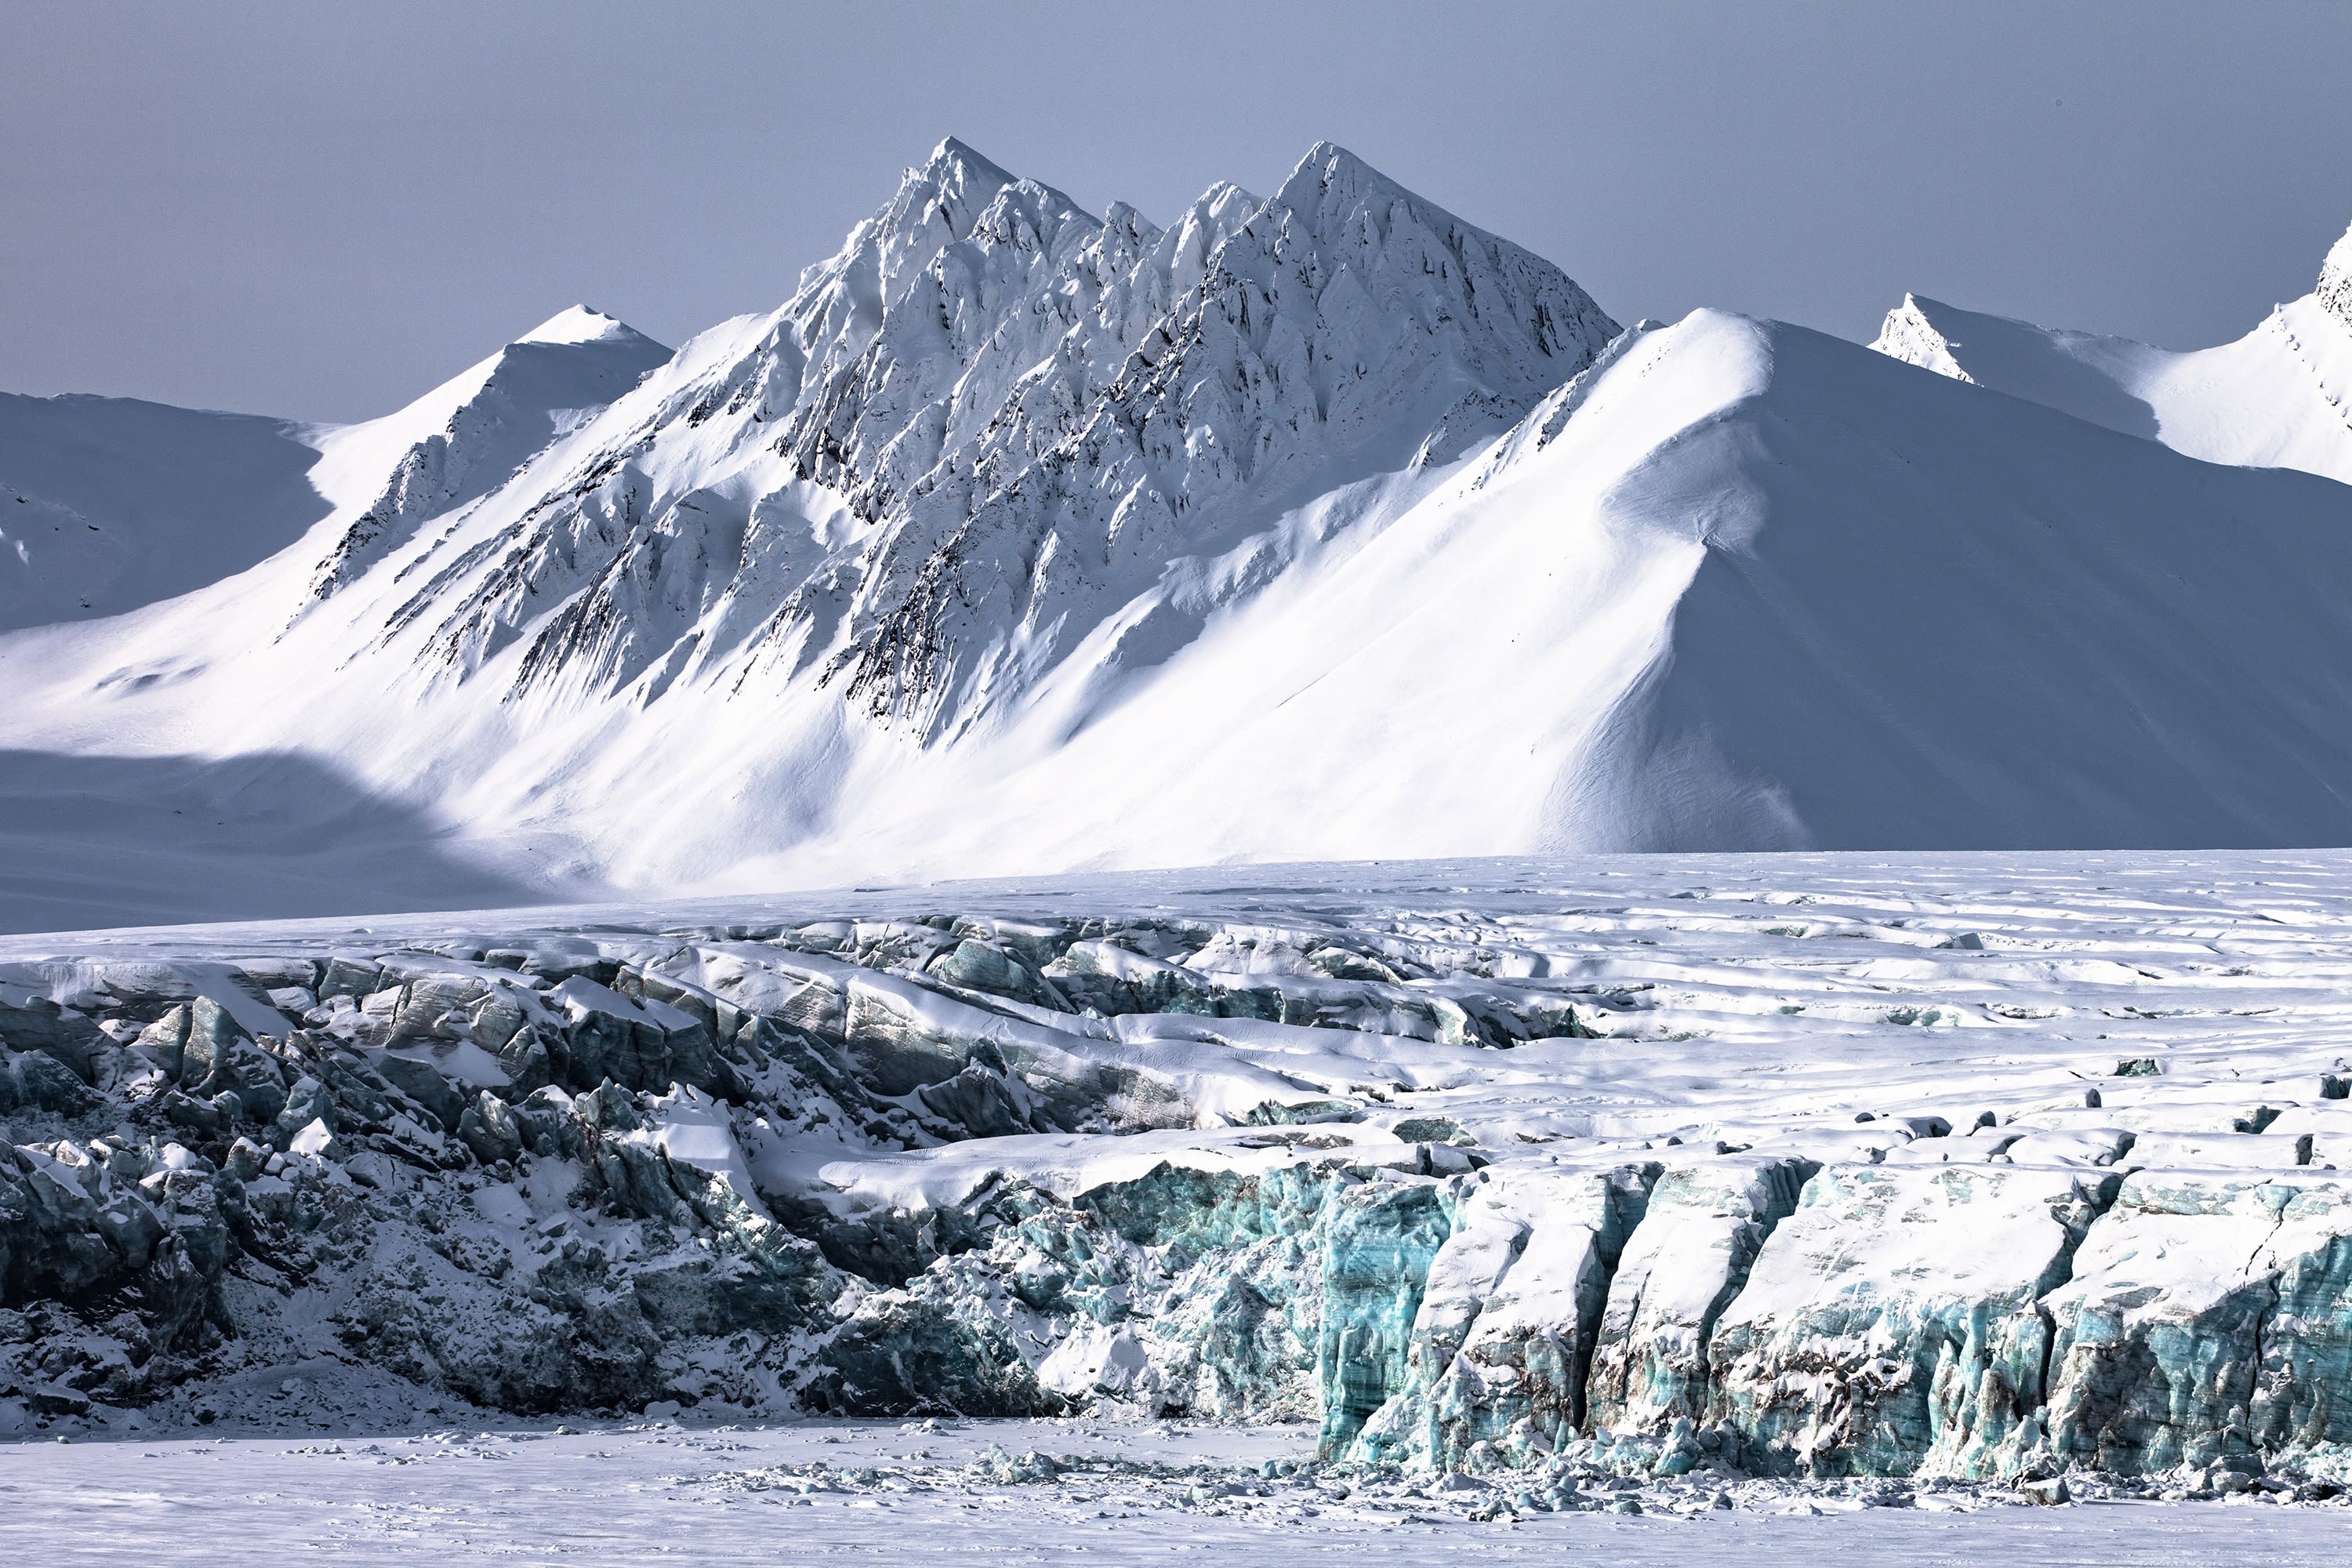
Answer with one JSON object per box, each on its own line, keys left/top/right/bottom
{"left": 7, "top": 851, "right": 2352, "bottom": 1555}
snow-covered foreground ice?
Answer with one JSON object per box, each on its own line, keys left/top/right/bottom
{"left": 9, "top": 848, "right": 2352, "bottom": 1552}
{"left": 5, "top": 1416, "right": 2350, "bottom": 1565}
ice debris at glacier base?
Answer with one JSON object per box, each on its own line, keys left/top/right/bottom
{"left": 6, "top": 849, "right": 2352, "bottom": 1498}
{"left": 16, "top": 1420, "right": 2352, "bottom": 1568}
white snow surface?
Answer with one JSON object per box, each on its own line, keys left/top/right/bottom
{"left": 14, "top": 846, "right": 2352, "bottom": 1173}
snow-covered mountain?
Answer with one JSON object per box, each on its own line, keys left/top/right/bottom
{"left": 0, "top": 308, "right": 670, "bottom": 637}
{"left": 4, "top": 143, "right": 2352, "bottom": 929}
{"left": 1871, "top": 221, "right": 2352, "bottom": 484}
{"left": 301, "top": 306, "right": 672, "bottom": 601}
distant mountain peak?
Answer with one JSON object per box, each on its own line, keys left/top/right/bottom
{"left": 1871, "top": 241, "right": 2352, "bottom": 482}
{"left": 516, "top": 305, "right": 655, "bottom": 349}
{"left": 1871, "top": 294, "right": 1979, "bottom": 383}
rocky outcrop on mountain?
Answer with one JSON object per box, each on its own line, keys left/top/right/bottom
{"left": 2321, "top": 221, "right": 2352, "bottom": 332}
{"left": 307, "top": 308, "right": 672, "bottom": 602}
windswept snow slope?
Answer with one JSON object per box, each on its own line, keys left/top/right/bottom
{"left": 1871, "top": 221, "right": 2352, "bottom": 483}
{"left": 1537, "top": 314, "right": 2352, "bottom": 851}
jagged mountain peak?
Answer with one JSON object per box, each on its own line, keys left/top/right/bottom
{"left": 1219, "top": 140, "right": 1618, "bottom": 384}
{"left": 1275, "top": 139, "right": 1393, "bottom": 203}
{"left": 2321, "top": 216, "right": 2352, "bottom": 327}
{"left": 1195, "top": 178, "right": 1259, "bottom": 212}
{"left": 1265, "top": 140, "right": 1489, "bottom": 248}
{"left": 872, "top": 138, "right": 1091, "bottom": 293}
{"left": 1159, "top": 180, "right": 1260, "bottom": 253}
{"left": 829, "top": 146, "right": 1619, "bottom": 732}
{"left": 421, "top": 136, "right": 1620, "bottom": 736}
{"left": 782, "top": 137, "right": 1089, "bottom": 321}
{"left": 919, "top": 134, "right": 1014, "bottom": 186}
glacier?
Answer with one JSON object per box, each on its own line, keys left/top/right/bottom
{"left": 7, "top": 851, "right": 2352, "bottom": 1515}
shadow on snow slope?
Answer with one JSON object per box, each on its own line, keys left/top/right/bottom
{"left": 0, "top": 393, "right": 331, "bottom": 631}
{"left": 0, "top": 748, "right": 574, "bottom": 935}
{"left": 1570, "top": 316, "right": 2352, "bottom": 851}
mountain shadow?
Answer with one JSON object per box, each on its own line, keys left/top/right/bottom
{"left": 0, "top": 748, "right": 579, "bottom": 935}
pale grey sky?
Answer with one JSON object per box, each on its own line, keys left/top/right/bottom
{"left": 5, "top": 0, "right": 2349, "bottom": 422}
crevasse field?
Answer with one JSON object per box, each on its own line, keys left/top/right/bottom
{"left": 7, "top": 851, "right": 2352, "bottom": 1561}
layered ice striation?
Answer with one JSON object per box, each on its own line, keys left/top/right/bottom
{"left": 6, "top": 855, "right": 2352, "bottom": 1494}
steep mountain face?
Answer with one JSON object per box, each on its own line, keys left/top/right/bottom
{"left": 334, "top": 140, "right": 1613, "bottom": 743}
{"left": 303, "top": 307, "right": 672, "bottom": 600}
{"left": 837, "top": 142, "right": 1621, "bottom": 732}
{"left": 1871, "top": 222, "right": 2352, "bottom": 484}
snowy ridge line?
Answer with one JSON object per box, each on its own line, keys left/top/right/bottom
{"left": 301, "top": 308, "right": 672, "bottom": 608}
{"left": 1868, "top": 219, "right": 2352, "bottom": 485}
{"left": 4, "top": 852, "right": 2352, "bottom": 1497}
